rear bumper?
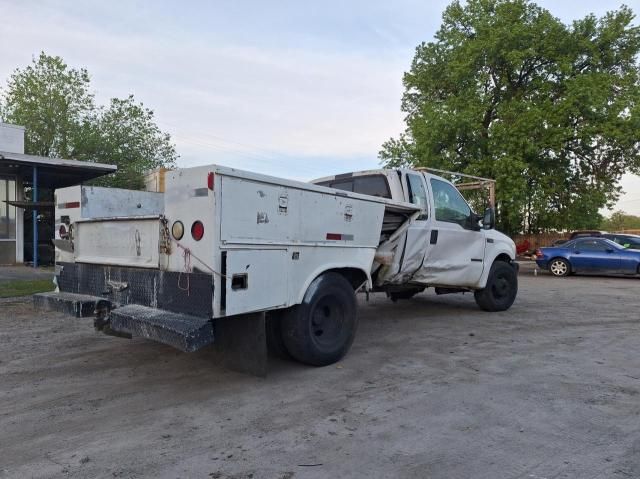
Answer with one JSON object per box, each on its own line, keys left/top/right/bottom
{"left": 535, "top": 259, "right": 548, "bottom": 269}
{"left": 33, "top": 291, "right": 215, "bottom": 352}
{"left": 36, "top": 264, "right": 269, "bottom": 373}
{"left": 38, "top": 262, "right": 216, "bottom": 352}
{"left": 56, "top": 262, "right": 213, "bottom": 318}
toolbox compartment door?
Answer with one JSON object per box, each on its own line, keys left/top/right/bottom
{"left": 224, "top": 249, "right": 288, "bottom": 316}
{"left": 74, "top": 217, "right": 160, "bottom": 268}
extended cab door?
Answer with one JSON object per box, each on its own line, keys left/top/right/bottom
{"left": 417, "top": 175, "right": 486, "bottom": 287}
{"left": 395, "top": 171, "right": 431, "bottom": 278}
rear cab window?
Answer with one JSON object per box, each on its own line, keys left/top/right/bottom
{"left": 317, "top": 175, "right": 391, "bottom": 199}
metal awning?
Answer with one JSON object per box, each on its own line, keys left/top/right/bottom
{"left": 0, "top": 150, "right": 116, "bottom": 268}
{"left": 4, "top": 200, "right": 55, "bottom": 210}
{"left": 0, "top": 151, "right": 116, "bottom": 188}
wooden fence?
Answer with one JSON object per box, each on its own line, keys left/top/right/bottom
{"left": 512, "top": 233, "right": 568, "bottom": 252}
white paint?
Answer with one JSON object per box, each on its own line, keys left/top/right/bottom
{"left": 57, "top": 163, "right": 516, "bottom": 319}
{"left": 74, "top": 217, "right": 160, "bottom": 268}
{"left": 224, "top": 249, "right": 288, "bottom": 316}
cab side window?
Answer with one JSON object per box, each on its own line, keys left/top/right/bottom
{"left": 430, "top": 178, "right": 471, "bottom": 226}
{"left": 406, "top": 173, "right": 428, "bottom": 219}
{"left": 574, "top": 239, "right": 608, "bottom": 251}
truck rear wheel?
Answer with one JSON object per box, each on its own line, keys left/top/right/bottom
{"left": 281, "top": 272, "right": 358, "bottom": 366}
{"left": 474, "top": 261, "right": 518, "bottom": 312}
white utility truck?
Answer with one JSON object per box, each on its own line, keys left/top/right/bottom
{"left": 36, "top": 164, "right": 517, "bottom": 373}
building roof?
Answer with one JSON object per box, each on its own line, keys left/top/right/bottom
{"left": 0, "top": 151, "right": 117, "bottom": 188}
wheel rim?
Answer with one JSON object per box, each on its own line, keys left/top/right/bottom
{"left": 491, "top": 271, "right": 511, "bottom": 300}
{"left": 550, "top": 260, "right": 568, "bottom": 276}
{"left": 310, "top": 295, "right": 345, "bottom": 349}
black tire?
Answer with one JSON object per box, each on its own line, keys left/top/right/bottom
{"left": 548, "top": 257, "right": 570, "bottom": 277}
{"left": 474, "top": 261, "right": 518, "bottom": 312}
{"left": 265, "top": 311, "right": 291, "bottom": 360}
{"left": 388, "top": 287, "right": 425, "bottom": 302}
{"left": 281, "top": 272, "right": 358, "bottom": 366}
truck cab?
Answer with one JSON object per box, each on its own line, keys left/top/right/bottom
{"left": 313, "top": 168, "right": 517, "bottom": 307}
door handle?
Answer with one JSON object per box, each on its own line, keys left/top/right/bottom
{"left": 574, "top": 251, "right": 581, "bottom": 254}
{"left": 430, "top": 230, "right": 438, "bottom": 245}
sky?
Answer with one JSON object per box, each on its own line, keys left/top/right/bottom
{"left": 0, "top": 0, "right": 639, "bottom": 215}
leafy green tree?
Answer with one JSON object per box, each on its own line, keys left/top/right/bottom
{"left": 380, "top": 1, "right": 640, "bottom": 235}
{"left": 0, "top": 52, "right": 177, "bottom": 188}
{"left": 0, "top": 52, "right": 94, "bottom": 158}
{"left": 77, "top": 96, "right": 177, "bottom": 189}
{"left": 601, "top": 210, "right": 640, "bottom": 231}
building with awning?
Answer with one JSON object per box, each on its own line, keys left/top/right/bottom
{"left": 0, "top": 122, "right": 116, "bottom": 266}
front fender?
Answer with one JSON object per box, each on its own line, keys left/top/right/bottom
{"left": 477, "top": 247, "right": 516, "bottom": 289}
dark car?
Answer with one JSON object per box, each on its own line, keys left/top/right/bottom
{"left": 602, "top": 233, "right": 640, "bottom": 250}
{"left": 568, "top": 230, "right": 605, "bottom": 240}
{"left": 535, "top": 237, "right": 640, "bottom": 277}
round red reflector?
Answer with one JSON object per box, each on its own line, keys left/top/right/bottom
{"left": 191, "top": 221, "right": 204, "bottom": 241}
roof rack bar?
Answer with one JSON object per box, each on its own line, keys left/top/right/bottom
{"left": 414, "top": 167, "right": 495, "bottom": 183}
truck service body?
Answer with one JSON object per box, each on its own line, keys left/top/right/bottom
{"left": 37, "top": 164, "right": 518, "bottom": 371}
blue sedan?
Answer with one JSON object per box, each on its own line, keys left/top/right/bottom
{"left": 536, "top": 237, "right": 640, "bottom": 277}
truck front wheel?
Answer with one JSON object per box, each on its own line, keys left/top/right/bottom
{"left": 474, "top": 261, "right": 518, "bottom": 312}
{"left": 281, "top": 272, "right": 358, "bottom": 366}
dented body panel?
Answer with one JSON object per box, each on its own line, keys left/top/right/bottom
{"left": 312, "top": 169, "right": 517, "bottom": 290}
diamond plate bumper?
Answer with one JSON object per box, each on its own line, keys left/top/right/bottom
{"left": 109, "top": 304, "right": 214, "bottom": 353}
{"left": 33, "top": 291, "right": 106, "bottom": 318}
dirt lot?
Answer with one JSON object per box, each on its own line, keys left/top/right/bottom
{"left": 1, "top": 265, "right": 639, "bottom": 479}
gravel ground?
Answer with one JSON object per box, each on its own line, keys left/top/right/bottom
{"left": 1, "top": 266, "right": 639, "bottom": 479}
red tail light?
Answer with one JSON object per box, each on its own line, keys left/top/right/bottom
{"left": 191, "top": 221, "right": 204, "bottom": 241}
{"left": 535, "top": 249, "right": 543, "bottom": 258}
{"left": 207, "top": 172, "right": 214, "bottom": 190}
{"left": 58, "top": 224, "right": 67, "bottom": 238}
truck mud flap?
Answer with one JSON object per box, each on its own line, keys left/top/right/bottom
{"left": 108, "top": 305, "right": 214, "bottom": 353}
{"left": 213, "top": 312, "right": 267, "bottom": 377}
{"left": 33, "top": 291, "right": 106, "bottom": 318}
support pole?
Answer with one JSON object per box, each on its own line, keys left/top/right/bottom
{"left": 32, "top": 166, "right": 38, "bottom": 268}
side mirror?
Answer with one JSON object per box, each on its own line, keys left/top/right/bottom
{"left": 482, "top": 207, "right": 495, "bottom": 230}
